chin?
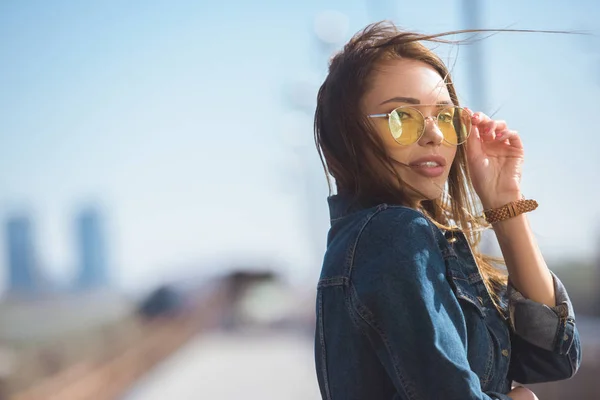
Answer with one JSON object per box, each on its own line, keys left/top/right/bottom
{"left": 410, "top": 183, "right": 445, "bottom": 203}
{"left": 399, "top": 173, "right": 448, "bottom": 204}
{"left": 424, "top": 191, "right": 444, "bottom": 201}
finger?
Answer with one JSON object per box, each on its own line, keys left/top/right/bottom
{"left": 506, "top": 130, "right": 524, "bottom": 149}
{"left": 466, "top": 123, "right": 483, "bottom": 159}
{"left": 492, "top": 120, "right": 508, "bottom": 134}
{"left": 471, "top": 112, "right": 507, "bottom": 130}
{"left": 494, "top": 128, "right": 512, "bottom": 141}
{"left": 484, "top": 120, "right": 510, "bottom": 140}
{"left": 496, "top": 130, "right": 523, "bottom": 150}
{"left": 479, "top": 120, "right": 497, "bottom": 141}
{"left": 471, "top": 112, "right": 487, "bottom": 127}
{"left": 470, "top": 112, "right": 494, "bottom": 136}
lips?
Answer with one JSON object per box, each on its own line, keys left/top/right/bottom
{"left": 408, "top": 155, "right": 447, "bottom": 178}
{"left": 409, "top": 155, "right": 447, "bottom": 168}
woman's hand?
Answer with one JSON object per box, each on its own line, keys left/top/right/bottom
{"left": 465, "top": 110, "right": 525, "bottom": 209}
{"left": 507, "top": 386, "right": 539, "bottom": 400}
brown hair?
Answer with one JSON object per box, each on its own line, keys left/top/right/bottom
{"left": 314, "top": 21, "right": 508, "bottom": 305}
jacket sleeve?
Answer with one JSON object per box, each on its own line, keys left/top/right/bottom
{"left": 350, "top": 208, "right": 511, "bottom": 400}
{"left": 507, "top": 271, "right": 582, "bottom": 384}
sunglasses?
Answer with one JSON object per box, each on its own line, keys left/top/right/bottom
{"left": 368, "top": 105, "right": 472, "bottom": 146}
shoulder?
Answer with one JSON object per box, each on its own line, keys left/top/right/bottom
{"left": 350, "top": 205, "right": 446, "bottom": 280}
{"left": 357, "top": 205, "right": 439, "bottom": 252}
{"left": 351, "top": 205, "right": 449, "bottom": 301}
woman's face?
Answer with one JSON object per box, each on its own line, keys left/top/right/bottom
{"left": 362, "top": 58, "right": 458, "bottom": 203}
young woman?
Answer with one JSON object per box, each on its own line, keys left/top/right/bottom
{"left": 313, "top": 22, "right": 581, "bottom": 400}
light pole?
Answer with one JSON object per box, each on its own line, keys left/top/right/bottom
{"left": 461, "top": 0, "right": 501, "bottom": 257}
{"left": 462, "top": 0, "right": 489, "bottom": 114}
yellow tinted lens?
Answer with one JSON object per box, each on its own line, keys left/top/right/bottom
{"left": 389, "top": 108, "right": 423, "bottom": 145}
{"left": 437, "top": 107, "right": 471, "bottom": 145}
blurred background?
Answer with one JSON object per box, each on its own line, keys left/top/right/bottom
{"left": 0, "top": 0, "right": 599, "bottom": 399}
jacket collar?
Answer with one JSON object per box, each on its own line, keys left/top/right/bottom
{"left": 327, "top": 194, "right": 365, "bottom": 222}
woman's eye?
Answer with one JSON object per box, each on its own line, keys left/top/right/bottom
{"left": 438, "top": 113, "right": 453, "bottom": 122}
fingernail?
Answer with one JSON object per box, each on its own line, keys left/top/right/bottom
{"left": 496, "top": 133, "right": 503, "bottom": 140}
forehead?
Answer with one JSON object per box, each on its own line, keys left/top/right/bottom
{"left": 364, "top": 59, "right": 451, "bottom": 106}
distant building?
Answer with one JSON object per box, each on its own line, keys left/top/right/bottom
{"left": 5, "top": 215, "right": 38, "bottom": 292}
{"left": 75, "top": 208, "right": 108, "bottom": 289}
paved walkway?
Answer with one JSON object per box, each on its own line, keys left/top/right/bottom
{"left": 124, "top": 330, "right": 320, "bottom": 400}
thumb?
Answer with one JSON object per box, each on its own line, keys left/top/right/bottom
{"left": 466, "top": 123, "right": 483, "bottom": 161}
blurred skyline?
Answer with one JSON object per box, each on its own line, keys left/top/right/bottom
{"left": 1, "top": 0, "right": 600, "bottom": 296}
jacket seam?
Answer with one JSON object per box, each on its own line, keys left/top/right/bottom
{"left": 344, "top": 204, "right": 390, "bottom": 278}
{"left": 317, "top": 290, "right": 332, "bottom": 400}
{"left": 346, "top": 284, "right": 369, "bottom": 335}
{"left": 551, "top": 312, "right": 565, "bottom": 353}
{"left": 348, "top": 282, "right": 419, "bottom": 400}
{"left": 481, "top": 324, "right": 500, "bottom": 387}
{"left": 566, "top": 329, "right": 578, "bottom": 377}
{"left": 318, "top": 276, "right": 349, "bottom": 288}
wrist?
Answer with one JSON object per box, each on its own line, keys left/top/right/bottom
{"left": 490, "top": 212, "right": 527, "bottom": 234}
{"left": 480, "top": 192, "right": 523, "bottom": 210}
{"left": 483, "top": 197, "right": 538, "bottom": 226}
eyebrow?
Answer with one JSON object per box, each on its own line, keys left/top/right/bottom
{"left": 379, "top": 97, "right": 452, "bottom": 106}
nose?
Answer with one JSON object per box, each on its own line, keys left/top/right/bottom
{"left": 418, "top": 116, "right": 444, "bottom": 147}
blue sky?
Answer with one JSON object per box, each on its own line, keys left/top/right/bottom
{"left": 1, "top": 0, "right": 599, "bottom": 294}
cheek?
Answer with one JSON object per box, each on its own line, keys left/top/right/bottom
{"left": 445, "top": 147, "right": 459, "bottom": 177}
{"left": 446, "top": 147, "right": 458, "bottom": 166}
{"left": 387, "top": 145, "right": 412, "bottom": 166}
{"left": 373, "top": 123, "right": 413, "bottom": 163}
{"left": 372, "top": 120, "right": 394, "bottom": 145}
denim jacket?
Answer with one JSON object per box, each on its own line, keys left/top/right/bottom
{"left": 315, "top": 196, "right": 581, "bottom": 400}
